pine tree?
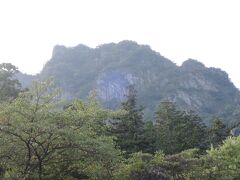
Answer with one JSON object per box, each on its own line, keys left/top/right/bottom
{"left": 155, "top": 101, "right": 182, "bottom": 154}
{"left": 110, "top": 85, "right": 146, "bottom": 155}
{"left": 209, "top": 118, "right": 229, "bottom": 147}
{"left": 155, "top": 101, "right": 207, "bottom": 154}
{"left": 142, "top": 121, "right": 157, "bottom": 154}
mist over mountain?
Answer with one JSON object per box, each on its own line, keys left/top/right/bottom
{"left": 18, "top": 41, "right": 240, "bottom": 124}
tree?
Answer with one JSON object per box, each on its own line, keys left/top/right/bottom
{"left": 205, "top": 137, "right": 240, "bottom": 179}
{"left": 142, "top": 121, "right": 157, "bottom": 154}
{"left": 0, "top": 80, "right": 121, "bottom": 179}
{"left": 0, "top": 63, "right": 21, "bottom": 102}
{"left": 155, "top": 101, "right": 179, "bottom": 154}
{"left": 155, "top": 101, "right": 207, "bottom": 154}
{"left": 209, "top": 118, "right": 229, "bottom": 147}
{"left": 114, "top": 152, "right": 171, "bottom": 180}
{"left": 110, "top": 85, "right": 146, "bottom": 155}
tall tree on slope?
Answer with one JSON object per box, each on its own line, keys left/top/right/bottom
{"left": 110, "top": 85, "right": 147, "bottom": 155}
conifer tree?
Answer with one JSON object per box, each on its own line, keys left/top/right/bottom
{"left": 155, "top": 101, "right": 207, "bottom": 154}
{"left": 209, "top": 118, "right": 229, "bottom": 147}
{"left": 110, "top": 85, "right": 146, "bottom": 155}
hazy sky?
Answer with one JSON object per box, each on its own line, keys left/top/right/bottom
{"left": 0, "top": 0, "right": 239, "bottom": 87}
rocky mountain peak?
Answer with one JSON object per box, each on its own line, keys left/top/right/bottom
{"left": 17, "top": 41, "right": 240, "bottom": 125}
{"left": 52, "top": 45, "right": 67, "bottom": 58}
{"left": 181, "top": 59, "right": 205, "bottom": 70}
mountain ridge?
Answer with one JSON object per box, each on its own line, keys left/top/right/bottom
{"left": 17, "top": 40, "right": 240, "bottom": 125}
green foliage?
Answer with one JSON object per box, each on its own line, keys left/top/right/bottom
{"left": 155, "top": 101, "right": 208, "bottom": 154}
{"left": 109, "top": 85, "right": 148, "bottom": 155}
{"left": 172, "top": 137, "right": 240, "bottom": 180}
{"left": 0, "top": 80, "right": 122, "bottom": 179}
{"left": 116, "top": 143, "right": 240, "bottom": 180}
{"left": 206, "top": 137, "right": 240, "bottom": 179}
{"left": 113, "top": 102, "right": 238, "bottom": 180}
{"left": 115, "top": 149, "right": 203, "bottom": 180}
{"left": 115, "top": 152, "right": 171, "bottom": 180}
{"left": 208, "top": 118, "right": 229, "bottom": 147}
{"left": 0, "top": 63, "right": 21, "bottom": 102}
{"left": 0, "top": 61, "right": 238, "bottom": 179}
{"left": 142, "top": 121, "right": 157, "bottom": 154}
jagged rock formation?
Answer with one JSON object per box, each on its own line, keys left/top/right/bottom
{"left": 18, "top": 41, "right": 240, "bottom": 124}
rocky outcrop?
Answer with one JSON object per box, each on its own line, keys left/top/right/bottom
{"left": 97, "top": 71, "right": 140, "bottom": 101}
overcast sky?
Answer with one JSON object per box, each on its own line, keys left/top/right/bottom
{"left": 0, "top": 0, "right": 239, "bottom": 87}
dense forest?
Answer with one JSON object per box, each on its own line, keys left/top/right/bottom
{"left": 1, "top": 62, "right": 240, "bottom": 179}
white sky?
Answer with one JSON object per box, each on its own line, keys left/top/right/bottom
{"left": 0, "top": 0, "right": 239, "bottom": 87}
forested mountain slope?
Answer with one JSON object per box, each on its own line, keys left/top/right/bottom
{"left": 18, "top": 41, "right": 240, "bottom": 124}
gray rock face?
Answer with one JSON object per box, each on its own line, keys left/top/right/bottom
{"left": 97, "top": 71, "right": 140, "bottom": 101}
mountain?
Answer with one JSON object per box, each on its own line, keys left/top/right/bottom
{"left": 18, "top": 40, "right": 240, "bottom": 125}
{"left": 16, "top": 73, "right": 35, "bottom": 88}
